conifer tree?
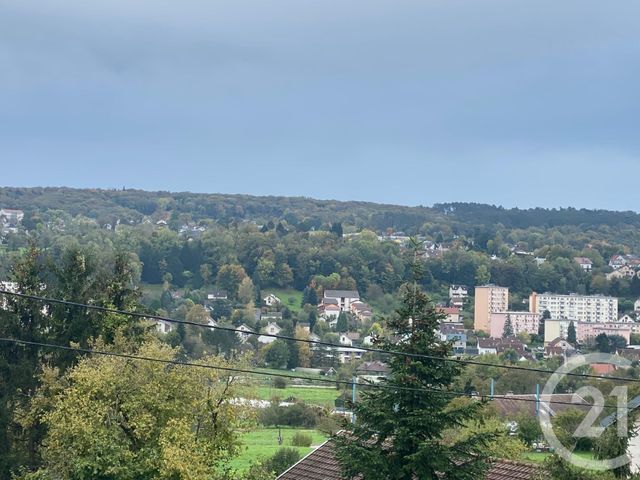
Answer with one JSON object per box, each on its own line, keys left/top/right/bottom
{"left": 334, "top": 244, "right": 495, "bottom": 479}
{"left": 502, "top": 314, "right": 514, "bottom": 338}
{"left": 336, "top": 311, "right": 348, "bottom": 332}
{"left": 567, "top": 321, "right": 577, "bottom": 346}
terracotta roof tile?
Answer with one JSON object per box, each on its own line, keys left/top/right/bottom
{"left": 278, "top": 440, "right": 542, "bottom": 480}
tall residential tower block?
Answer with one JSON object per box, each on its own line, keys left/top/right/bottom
{"left": 474, "top": 285, "right": 509, "bottom": 333}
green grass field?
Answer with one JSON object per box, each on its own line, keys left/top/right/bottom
{"left": 231, "top": 428, "right": 328, "bottom": 471}
{"left": 523, "top": 451, "right": 595, "bottom": 463}
{"left": 265, "top": 289, "right": 303, "bottom": 312}
{"left": 255, "top": 385, "right": 340, "bottom": 407}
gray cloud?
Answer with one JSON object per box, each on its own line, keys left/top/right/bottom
{"left": 1, "top": 0, "right": 639, "bottom": 209}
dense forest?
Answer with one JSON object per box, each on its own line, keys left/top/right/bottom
{"left": 2, "top": 187, "right": 640, "bottom": 314}
{"left": 2, "top": 186, "right": 640, "bottom": 235}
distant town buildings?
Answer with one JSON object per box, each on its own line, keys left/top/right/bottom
{"left": 529, "top": 292, "right": 618, "bottom": 323}
{"left": 0, "top": 208, "right": 24, "bottom": 234}
{"left": 543, "top": 319, "right": 636, "bottom": 344}
{"left": 474, "top": 285, "right": 509, "bottom": 333}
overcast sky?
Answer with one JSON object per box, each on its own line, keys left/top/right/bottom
{"left": 1, "top": 1, "right": 639, "bottom": 210}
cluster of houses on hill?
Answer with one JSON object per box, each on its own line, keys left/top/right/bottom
{"left": 317, "top": 290, "right": 373, "bottom": 324}
{"left": 0, "top": 208, "right": 24, "bottom": 235}
{"left": 607, "top": 254, "right": 640, "bottom": 280}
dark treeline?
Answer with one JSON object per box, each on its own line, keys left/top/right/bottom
{"left": 3, "top": 188, "right": 640, "bottom": 235}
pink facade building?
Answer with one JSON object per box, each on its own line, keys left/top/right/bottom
{"left": 489, "top": 312, "right": 541, "bottom": 339}
{"left": 576, "top": 322, "right": 633, "bottom": 344}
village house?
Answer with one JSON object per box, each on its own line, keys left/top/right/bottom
{"left": 335, "top": 347, "right": 365, "bottom": 363}
{"left": 235, "top": 324, "right": 254, "bottom": 343}
{"left": 349, "top": 300, "right": 373, "bottom": 322}
{"left": 338, "top": 332, "right": 360, "bottom": 347}
{"left": 574, "top": 257, "right": 593, "bottom": 272}
{"left": 207, "top": 290, "right": 228, "bottom": 301}
{"left": 256, "top": 321, "right": 282, "bottom": 342}
{"left": 448, "top": 284, "right": 468, "bottom": 308}
{"left": 356, "top": 361, "right": 391, "bottom": 383}
{"left": 606, "top": 265, "right": 637, "bottom": 280}
{"left": 438, "top": 306, "right": 461, "bottom": 323}
{"left": 609, "top": 254, "right": 628, "bottom": 269}
{"left": 477, "top": 338, "right": 530, "bottom": 360}
{"left": 323, "top": 289, "right": 360, "bottom": 312}
{"left": 0, "top": 208, "right": 24, "bottom": 224}
{"left": 154, "top": 319, "right": 174, "bottom": 334}
{"left": 263, "top": 293, "right": 281, "bottom": 307}
{"left": 544, "top": 337, "right": 576, "bottom": 358}
{"left": 263, "top": 322, "right": 282, "bottom": 336}
{"left": 318, "top": 298, "right": 341, "bottom": 319}
{"left": 439, "top": 323, "right": 466, "bottom": 354}
{"left": 277, "top": 439, "right": 544, "bottom": 480}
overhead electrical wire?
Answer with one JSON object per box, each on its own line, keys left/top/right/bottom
{"left": 1, "top": 289, "right": 640, "bottom": 385}
{"left": 0, "top": 336, "right": 633, "bottom": 412}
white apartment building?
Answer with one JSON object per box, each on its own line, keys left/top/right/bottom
{"left": 530, "top": 292, "right": 618, "bottom": 323}
{"left": 449, "top": 285, "right": 468, "bottom": 308}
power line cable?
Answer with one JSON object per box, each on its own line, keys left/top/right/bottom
{"left": 0, "top": 336, "right": 634, "bottom": 412}
{"left": 1, "top": 289, "right": 639, "bottom": 385}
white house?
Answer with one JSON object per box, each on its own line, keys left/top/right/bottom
{"left": 318, "top": 302, "right": 341, "bottom": 319}
{"left": 236, "top": 324, "right": 255, "bottom": 343}
{"left": 155, "top": 319, "right": 174, "bottom": 334}
{"left": 263, "top": 294, "right": 281, "bottom": 307}
{"left": 610, "top": 255, "right": 628, "bottom": 270}
{"left": 448, "top": 285, "right": 468, "bottom": 308}
{"left": 635, "top": 299, "right": 640, "bottom": 312}
{"left": 264, "top": 322, "right": 282, "bottom": 336}
{"left": 574, "top": 257, "right": 593, "bottom": 272}
{"left": 339, "top": 333, "right": 353, "bottom": 347}
{"left": 0, "top": 209, "right": 24, "bottom": 223}
{"left": 335, "top": 347, "right": 365, "bottom": 363}
{"left": 207, "top": 290, "right": 228, "bottom": 301}
{"left": 323, "top": 290, "right": 360, "bottom": 312}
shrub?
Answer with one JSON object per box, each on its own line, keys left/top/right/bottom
{"left": 259, "top": 402, "right": 320, "bottom": 428}
{"left": 264, "top": 448, "right": 301, "bottom": 476}
{"left": 273, "top": 377, "right": 288, "bottom": 389}
{"left": 291, "top": 432, "right": 313, "bottom": 447}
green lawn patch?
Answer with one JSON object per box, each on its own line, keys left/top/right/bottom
{"left": 231, "top": 427, "right": 328, "bottom": 471}
{"left": 523, "top": 451, "right": 595, "bottom": 463}
{"left": 264, "top": 289, "right": 303, "bottom": 312}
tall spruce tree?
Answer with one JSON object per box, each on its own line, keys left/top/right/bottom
{"left": 336, "top": 311, "right": 348, "bottom": 332}
{"left": 502, "top": 314, "right": 514, "bottom": 338}
{"left": 334, "top": 245, "right": 495, "bottom": 479}
{"left": 567, "top": 321, "right": 577, "bottom": 346}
